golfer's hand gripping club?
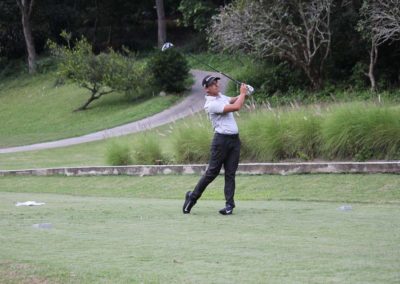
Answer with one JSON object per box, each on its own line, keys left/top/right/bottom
{"left": 237, "top": 81, "right": 254, "bottom": 97}
{"left": 240, "top": 83, "right": 248, "bottom": 96}
{"left": 245, "top": 84, "right": 254, "bottom": 96}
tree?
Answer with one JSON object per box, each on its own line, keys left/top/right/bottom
{"left": 0, "top": 1, "right": 24, "bottom": 60}
{"left": 148, "top": 48, "right": 190, "bottom": 93}
{"left": 156, "top": 0, "right": 167, "bottom": 48}
{"left": 210, "top": 0, "right": 333, "bottom": 90}
{"left": 49, "top": 33, "right": 151, "bottom": 111}
{"left": 357, "top": 0, "right": 400, "bottom": 91}
{"left": 178, "top": 0, "right": 216, "bottom": 32}
{"left": 16, "top": 0, "right": 37, "bottom": 73}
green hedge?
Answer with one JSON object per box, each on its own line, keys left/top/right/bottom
{"left": 177, "top": 103, "right": 400, "bottom": 163}
{"left": 105, "top": 103, "right": 400, "bottom": 165}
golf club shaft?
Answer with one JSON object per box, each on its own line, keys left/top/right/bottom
{"left": 186, "top": 53, "right": 242, "bottom": 86}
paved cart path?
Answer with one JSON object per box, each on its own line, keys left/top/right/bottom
{"left": 0, "top": 70, "right": 228, "bottom": 153}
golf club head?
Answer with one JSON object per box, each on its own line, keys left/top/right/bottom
{"left": 245, "top": 84, "right": 255, "bottom": 96}
{"left": 161, "top": 42, "right": 174, "bottom": 52}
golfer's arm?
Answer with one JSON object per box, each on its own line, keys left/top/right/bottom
{"left": 230, "top": 92, "right": 249, "bottom": 104}
{"left": 223, "top": 93, "right": 246, "bottom": 113}
{"left": 229, "top": 96, "right": 239, "bottom": 104}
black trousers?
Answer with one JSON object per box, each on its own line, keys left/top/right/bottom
{"left": 191, "top": 133, "right": 241, "bottom": 207}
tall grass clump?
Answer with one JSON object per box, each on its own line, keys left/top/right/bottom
{"left": 172, "top": 116, "right": 213, "bottom": 163}
{"left": 133, "top": 134, "right": 165, "bottom": 164}
{"left": 239, "top": 111, "right": 288, "bottom": 161}
{"left": 283, "top": 110, "right": 323, "bottom": 160}
{"left": 322, "top": 103, "right": 400, "bottom": 160}
{"left": 239, "top": 108, "right": 322, "bottom": 161}
{"left": 106, "top": 142, "right": 133, "bottom": 165}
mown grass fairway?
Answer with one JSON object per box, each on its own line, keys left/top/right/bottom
{"left": 1, "top": 175, "right": 399, "bottom": 283}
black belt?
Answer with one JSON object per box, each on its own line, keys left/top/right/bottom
{"left": 215, "top": 133, "right": 239, "bottom": 138}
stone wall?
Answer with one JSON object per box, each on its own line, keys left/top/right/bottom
{"left": 1, "top": 162, "right": 399, "bottom": 176}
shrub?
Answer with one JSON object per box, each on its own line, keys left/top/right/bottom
{"left": 0, "top": 57, "right": 6, "bottom": 70}
{"left": 106, "top": 142, "right": 133, "bottom": 166}
{"left": 258, "top": 62, "right": 308, "bottom": 96}
{"left": 148, "top": 48, "right": 190, "bottom": 93}
{"left": 225, "top": 60, "right": 308, "bottom": 102}
{"left": 133, "top": 134, "right": 165, "bottom": 165}
{"left": 36, "top": 56, "right": 58, "bottom": 74}
{"left": 349, "top": 61, "right": 369, "bottom": 90}
{"left": 48, "top": 32, "right": 150, "bottom": 111}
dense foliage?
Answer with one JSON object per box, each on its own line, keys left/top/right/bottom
{"left": 148, "top": 48, "right": 190, "bottom": 93}
{"left": 210, "top": 0, "right": 400, "bottom": 92}
{"left": 49, "top": 33, "right": 152, "bottom": 111}
{"left": 1, "top": 0, "right": 399, "bottom": 93}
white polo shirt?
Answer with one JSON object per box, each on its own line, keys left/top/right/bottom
{"left": 204, "top": 93, "right": 239, "bottom": 135}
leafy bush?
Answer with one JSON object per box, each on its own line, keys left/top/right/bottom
{"left": 225, "top": 60, "right": 308, "bottom": 101}
{"left": 0, "top": 58, "right": 26, "bottom": 78}
{"left": 148, "top": 48, "right": 190, "bottom": 93}
{"left": 256, "top": 62, "right": 307, "bottom": 97}
{"left": 133, "top": 134, "right": 165, "bottom": 165}
{"left": 106, "top": 142, "right": 133, "bottom": 166}
{"left": 0, "top": 56, "right": 6, "bottom": 70}
{"left": 178, "top": 0, "right": 216, "bottom": 32}
{"left": 48, "top": 32, "right": 151, "bottom": 111}
{"left": 349, "top": 62, "right": 369, "bottom": 90}
{"left": 36, "top": 56, "right": 58, "bottom": 74}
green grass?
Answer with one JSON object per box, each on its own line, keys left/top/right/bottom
{"left": 322, "top": 103, "right": 400, "bottom": 160}
{"left": 0, "top": 71, "right": 181, "bottom": 147}
{"left": 0, "top": 174, "right": 399, "bottom": 283}
{"left": 0, "top": 174, "right": 399, "bottom": 203}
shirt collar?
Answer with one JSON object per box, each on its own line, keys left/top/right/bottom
{"left": 205, "top": 92, "right": 222, "bottom": 101}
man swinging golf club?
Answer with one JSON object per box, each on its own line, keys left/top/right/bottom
{"left": 183, "top": 75, "right": 248, "bottom": 215}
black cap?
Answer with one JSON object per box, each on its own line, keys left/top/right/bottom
{"left": 202, "top": 75, "right": 221, "bottom": 88}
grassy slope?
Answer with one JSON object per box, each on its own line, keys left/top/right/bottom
{"left": 0, "top": 71, "right": 181, "bottom": 147}
{"left": 0, "top": 174, "right": 399, "bottom": 283}
{"left": 0, "top": 109, "right": 190, "bottom": 170}
{"left": 0, "top": 124, "right": 172, "bottom": 170}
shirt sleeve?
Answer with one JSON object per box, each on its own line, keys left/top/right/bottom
{"left": 206, "top": 100, "right": 225, "bottom": 114}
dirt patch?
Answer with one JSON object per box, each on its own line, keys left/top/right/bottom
{"left": 0, "top": 261, "right": 53, "bottom": 284}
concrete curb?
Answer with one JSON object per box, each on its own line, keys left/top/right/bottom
{"left": 1, "top": 162, "right": 399, "bottom": 177}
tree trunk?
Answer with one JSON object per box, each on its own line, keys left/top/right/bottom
{"left": 74, "top": 95, "right": 98, "bottom": 112}
{"left": 22, "top": 13, "right": 36, "bottom": 73}
{"left": 74, "top": 88, "right": 113, "bottom": 112}
{"left": 303, "top": 65, "right": 323, "bottom": 90}
{"left": 368, "top": 42, "right": 377, "bottom": 92}
{"left": 155, "top": 0, "right": 166, "bottom": 48}
{"left": 17, "top": 0, "right": 37, "bottom": 74}
{"left": 92, "top": 0, "right": 98, "bottom": 47}
{"left": 107, "top": 25, "right": 112, "bottom": 46}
